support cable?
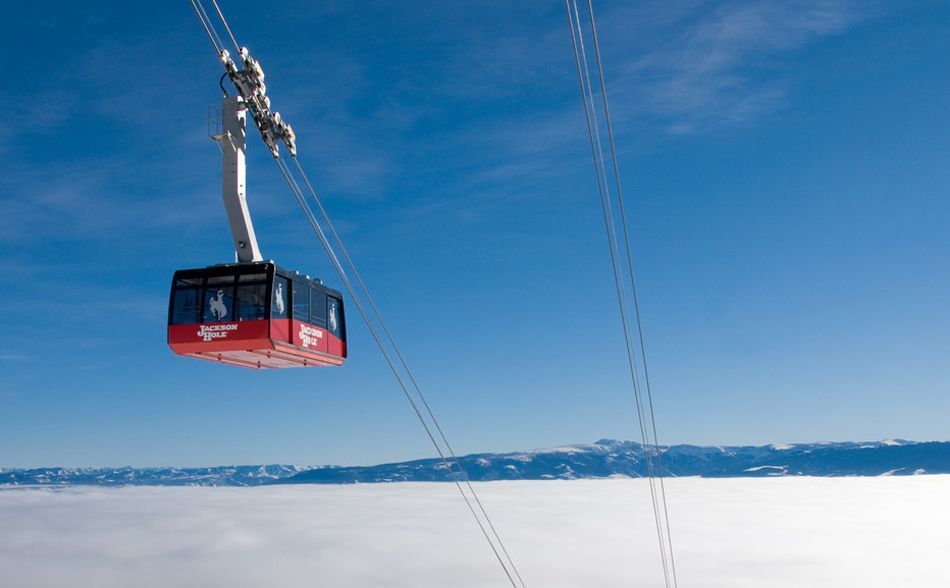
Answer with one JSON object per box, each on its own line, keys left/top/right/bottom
{"left": 290, "top": 156, "right": 526, "bottom": 587}
{"left": 566, "top": 5, "right": 671, "bottom": 585}
{"left": 272, "top": 156, "right": 522, "bottom": 588}
{"left": 565, "top": 1, "right": 677, "bottom": 586}
{"left": 584, "top": 2, "right": 678, "bottom": 584}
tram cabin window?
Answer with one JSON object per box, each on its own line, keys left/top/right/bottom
{"left": 171, "top": 288, "right": 201, "bottom": 325}
{"left": 237, "top": 283, "right": 267, "bottom": 321}
{"left": 293, "top": 281, "right": 309, "bottom": 322}
{"left": 204, "top": 285, "right": 235, "bottom": 322}
{"left": 272, "top": 276, "right": 289, "bottom": 318}
{"left": 310, "top": 288, "right": 327, "bottom": 327}
{"left": 328, "top": 296, "right": 343, "bottom": 337}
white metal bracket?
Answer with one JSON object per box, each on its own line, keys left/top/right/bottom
{"left": 215, "top": 95, "right": 263, "bottom": 263}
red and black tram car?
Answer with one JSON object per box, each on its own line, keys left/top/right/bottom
{"left": 167, "top": 262, "right": 346, "bottom": 369}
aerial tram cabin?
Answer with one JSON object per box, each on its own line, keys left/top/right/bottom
{"left": 168, "top": 262, "right": 346, "bottom": 369}
{"left": 167, "top": 56, "right": 347, "bottom": 370}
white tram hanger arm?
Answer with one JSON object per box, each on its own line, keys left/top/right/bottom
{"left": 215, "top": 95, "right": 263, "bottom": 263}
{"left": 219, "top": 48, "right": 297, "bottom": 158}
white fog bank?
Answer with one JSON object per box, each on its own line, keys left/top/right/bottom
{"left": 1, "top": 476, "right": 947, "bottom": 587}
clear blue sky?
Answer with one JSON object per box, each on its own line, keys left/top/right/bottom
{"left": 2, "top": 1, "right": 948, "bottom": 468}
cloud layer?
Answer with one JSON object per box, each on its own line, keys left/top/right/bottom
{"left": 1, "top": 476, "right": 946, "bottom": 587}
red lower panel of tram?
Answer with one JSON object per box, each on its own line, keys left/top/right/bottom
{"left": 168, "top": 319, "right": 346, "bottom": 370}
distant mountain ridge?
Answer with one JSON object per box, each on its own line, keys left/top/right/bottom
{"left": 3, "top": 439, "right": 948, "bottom": 487}
{"left": 0, "top": 464, "right": 313, "bottom": 487}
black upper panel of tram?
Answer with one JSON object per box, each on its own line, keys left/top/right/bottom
{"left": 168, "top": 261, "right": 345, "bottom": 338}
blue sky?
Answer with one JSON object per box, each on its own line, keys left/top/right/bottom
{"left": 2, "top": 1, "right": 949, "bottom": 468}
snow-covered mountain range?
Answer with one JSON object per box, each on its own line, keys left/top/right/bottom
{"left": 3, "top": 439, "right": 947, "bottom": 486}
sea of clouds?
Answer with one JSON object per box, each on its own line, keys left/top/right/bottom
{"left": 1, "top": 476, "right": 947, "bottom": 587}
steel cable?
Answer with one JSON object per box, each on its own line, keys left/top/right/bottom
{"left": 565, "top": 1, "right": 678, "bottom": 586}
{"left": 290, "top": 156, "right": 527, "bottom": 586}
{"left": 566, "top": 7, "right": 672, "bottom": 585}
{"left": 584, "top": 2, "right": 678, "bottom": 583}
{"left": 272, "top": 156, "right": 520, "bottom": 587}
